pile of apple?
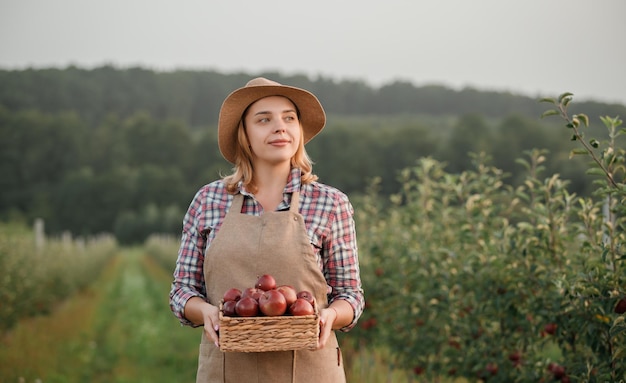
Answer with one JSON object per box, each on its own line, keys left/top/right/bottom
{"left": 221, "top": 274, "right": 316, "bottom": 317}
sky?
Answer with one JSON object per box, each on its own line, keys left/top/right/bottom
{"left": 1, "top": 0, "right": 625, "bottom": 105}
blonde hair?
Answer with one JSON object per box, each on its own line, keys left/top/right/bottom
{"left": 223, "top": 118, "right": 318, "bottom": 195}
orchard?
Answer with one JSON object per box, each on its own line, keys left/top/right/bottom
{"left": 350, "top": 94, "right": 625, "bottom": 382}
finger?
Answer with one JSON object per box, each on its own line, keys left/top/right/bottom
{"left": 204, "top": 320, "right": 220, "bottom": 347}
{"left": 318, "top": 325, "right": 331, "bottom": 349}
{"left": 317, "top": 310, "right": 333, "bottom": 349}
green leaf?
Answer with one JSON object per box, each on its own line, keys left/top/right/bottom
{"left": 563, "top": 96, "right": 573, "bottom": 107}
{"left": 569, "top": 148, "right": 587, "bottom": 158}
{"left": 585, "top": 168, "right": 608, "bottom": 177}
{"left": 539, "top": 97, "right": 556, "bottom": 104}
{"left": 541, "top": 109, "right": 560, "bottom": 118}
{"left": 613, "top": 346, "right": 626, "bottom": 362}
{"left": 589, "top": 138, "right": 599, "bottom": 148}
{"left": 609, "top": 316, "right": 626, "bottom": 339}
{"left": 575, "top": 113, "right": 590, "bottom": 127}
{"left": 558, "top": 92, "right": 574, "bottom": 102}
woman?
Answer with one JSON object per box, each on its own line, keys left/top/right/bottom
{"left": 169, "top": 77, "right": 364, "bottom": 382}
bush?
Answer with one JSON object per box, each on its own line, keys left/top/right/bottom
{"left": 0, "top": 223, "right": 117, "bottom": 332}
{"left": 352, "top": 95, "right": 625, "bottom": 382}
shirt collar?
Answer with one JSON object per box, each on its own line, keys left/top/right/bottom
{"left": 237, "top": 167, "right": 302, "bottom": 196}
{"left": 284, "top": 167, "right": 302, "bottom": 194}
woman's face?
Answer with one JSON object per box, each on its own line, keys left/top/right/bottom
{"left": 243, "top": 96, "right": 302, "bottom": 167}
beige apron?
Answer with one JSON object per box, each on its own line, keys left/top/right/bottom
{"left": 197, "top": 191, "right": 346, "bottom": 383}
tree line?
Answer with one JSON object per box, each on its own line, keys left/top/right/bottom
{"left": 2, "top": 65, "right": 624, "bottom": 128}
{"left": 1, "top": 66, "right": 624, "bottom": 243}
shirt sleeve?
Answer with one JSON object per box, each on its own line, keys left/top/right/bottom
{"left": 169, "top": 188, "right": 208, "bottom": 327}
{"left": 325, "top": 192, "right": 365, "bottom": 332}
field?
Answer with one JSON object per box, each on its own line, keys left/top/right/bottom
{"left": 0, "top": 248, "right": 201, "bottom": 383}
{"left": 0, "top": 245, "right": 426, "bottom": 383}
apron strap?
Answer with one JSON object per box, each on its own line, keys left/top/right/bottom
{"left": 230, "top": 193, "right": 245, "bottom": 213}
{"left": 289, "top": 191, "right": 300, "bottom": 213}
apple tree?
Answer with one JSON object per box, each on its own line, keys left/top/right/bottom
{"left": 350, "top": 94, "right": 625, "bottom": 382}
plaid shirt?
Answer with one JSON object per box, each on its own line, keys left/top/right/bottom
{"left": 169, "top": 168, "right": 364, "bottom": 331}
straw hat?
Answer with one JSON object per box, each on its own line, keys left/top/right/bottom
{"left": 218, "top": 77, "right": 326, "bottom": 164}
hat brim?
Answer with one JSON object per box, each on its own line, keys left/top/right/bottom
{"left": 218, "top": 82, "right": 326, "bottom": 164}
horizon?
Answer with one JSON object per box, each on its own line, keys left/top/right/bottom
{"left": 1, "top": 0, "right": 624, "bottom": 105}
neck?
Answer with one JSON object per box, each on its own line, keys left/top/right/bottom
{"left": 254, "top": 162, "right": 291, "bottom": 193}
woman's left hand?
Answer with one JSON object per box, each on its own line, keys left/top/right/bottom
{"left": 317, "top": 307, "right": 338, "bottom": 349}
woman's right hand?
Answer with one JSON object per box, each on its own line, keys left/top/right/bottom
{"left": 184, "top": 297, "right": 221, "bottom": 347}
{"left": 202, "top": 303, "right": 220, "bottom": 347}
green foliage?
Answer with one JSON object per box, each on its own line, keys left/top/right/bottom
{"left": 0, "top": 250, "right": 200, "bottom": 383}
{"left": 0, "top": 222, "right": 117, "bottom": 332}
{"left": 113, "top": 204, "right": 182, "bottom": 245}
{"left": 353, "top": 95, "right": 625, "bottom": 382}
{"left": 0, "top": 68, "right": 622, "bottom": 243}
{"left": 0, "top": 106, "right": 221, "bottom": 243}
{"left": 144, "top": 234, "right": 181, "bottom": 272}
{"left": 5, "top": 66, "right": 625, "bottom": 126}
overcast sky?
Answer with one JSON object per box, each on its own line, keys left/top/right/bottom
{"left": 1, "top": 0, "right": 625, "bottom": 105}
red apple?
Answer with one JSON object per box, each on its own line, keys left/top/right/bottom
{"left": 222, "top": 300, "right": 237, "bottom": 316}
{"left": 508, "top": 351, "right": 521, "bottom": 362}
{"left": 547, "top": 362, "right": 557, "bottom": 373}
{"left": 235, "top": 297, "right": 259, "bottom": 317}
{"left": 486, "top": 363, "right": 498, "bottom": 376}
{"left": 259, "top": 289, "right": 287, "bottom": 316}
{"left": 289, "top": 298, "right": 315, "bottom": 316}
{"left": 276, "top": 285, "right": 298, "bottom": 306}
{"left": 296, "top": 290, "right": 315, "bottom": 305}
{"left": 551, "top": 364, "right": 566, "bottom": 379}
{"left": 223, "top": 288, "right": 242, "bottom": 302}
{"left": 544, "top": 323, "right": 557, "bottom": 335}
{"left": 255, "top": 274, "right": 277, "bottom": 291}
{"left": 448, "top": 339, "right": 461, "bottom": 350}
{"left": 242, "top": 287, "right": 263, "bottom": 301}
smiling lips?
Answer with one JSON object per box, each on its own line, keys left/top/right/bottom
{"left": 269, "top": 138, "right": 291, "bottom": 145}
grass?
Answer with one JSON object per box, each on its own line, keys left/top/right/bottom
{"left": 343, "top": 341, "right": 469, "bottom": 383}
{"left": 0, "top": 256, "right": 114, "bottom": 382}
{"left": 0, "top": 248, "right": 200, "bottom": 383}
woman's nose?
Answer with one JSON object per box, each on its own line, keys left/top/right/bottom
{"left": 273, "top": 121, "right": 286, "bottom": 132}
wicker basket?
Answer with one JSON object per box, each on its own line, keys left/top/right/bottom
{"left": 218, "top": 301, "right": 319, "bottom": 352}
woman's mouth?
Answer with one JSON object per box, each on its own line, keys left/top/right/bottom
{"left": 269, "top": 139, "right": 290, "bottom": 146}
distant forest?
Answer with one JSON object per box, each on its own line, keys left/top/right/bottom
{"left": 1, "top": 66, "right": 624, "bottom": 243}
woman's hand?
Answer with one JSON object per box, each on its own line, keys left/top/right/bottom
{"left": 184, "top": 297, "right": 221, "bottom": 347}
{"left": 317, "top": 306, "right": 338, "bottom": 349}
{"left": 202, "top": 304, "right": 220, "bottom": 347}
{"left": 317, "top": 300, "right": 354, "bottom": 349}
